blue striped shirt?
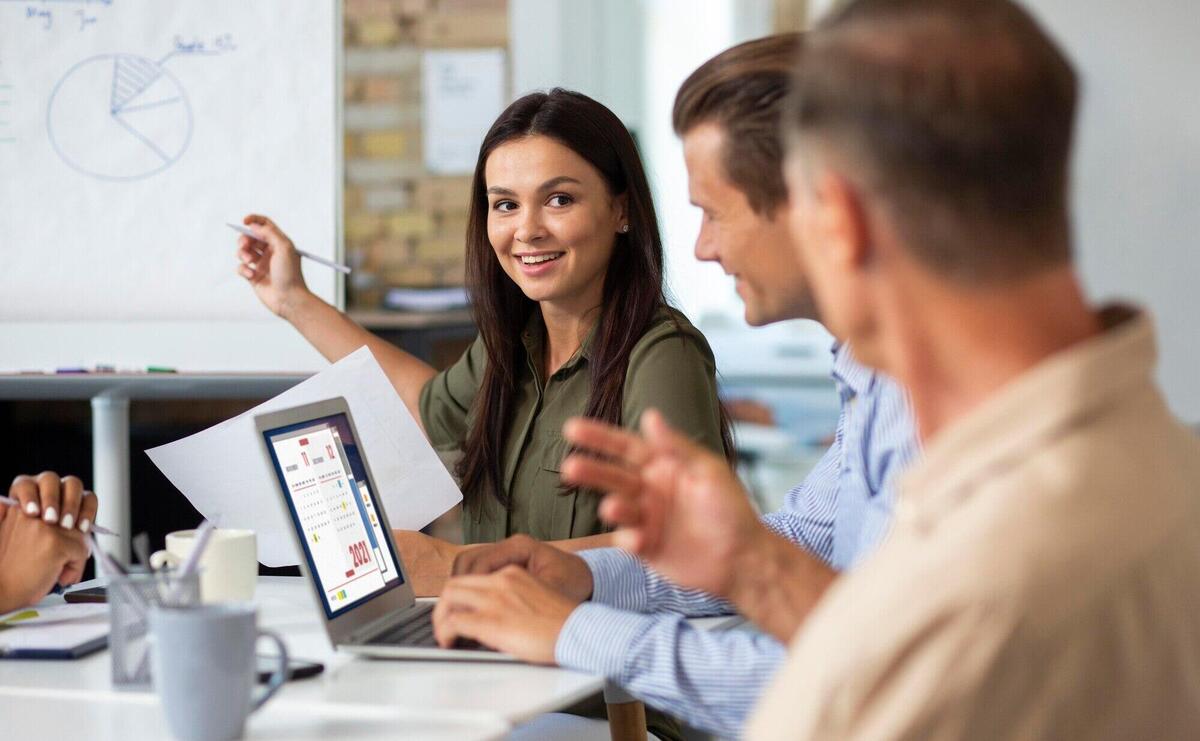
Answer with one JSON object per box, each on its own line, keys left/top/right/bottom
{"left": 554, "top": 343, "right": 919, "bottom": 738}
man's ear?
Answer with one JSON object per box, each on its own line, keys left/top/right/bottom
{"left": 814, "top": 169, "right": 873, "bottom": 272}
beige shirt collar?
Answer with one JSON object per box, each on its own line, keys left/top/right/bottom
{"left": 897, "top": 304, "right": 1151, "bottom": 531}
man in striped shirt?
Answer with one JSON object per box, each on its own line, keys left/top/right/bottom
{"left": 432, "top": 35, "right": 919, "bottom": 738}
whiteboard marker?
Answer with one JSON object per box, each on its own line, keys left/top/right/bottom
{"left": 226, "top": 222, "right": 352, "bottom": 275}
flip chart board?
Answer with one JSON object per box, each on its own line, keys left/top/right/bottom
{"left": 0, "top": 0, "right": 342, "bottom": 372}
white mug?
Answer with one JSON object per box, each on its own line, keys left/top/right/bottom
{"left": 150, "top": 528, "right": 258, "bottom": 603}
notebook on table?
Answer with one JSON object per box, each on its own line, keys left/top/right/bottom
{"left": 0, "top": 603, "right": 109, "bottom": 659}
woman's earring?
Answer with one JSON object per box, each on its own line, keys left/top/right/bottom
{"left": 621, "top": 224, "right": 630, "bottom": 233}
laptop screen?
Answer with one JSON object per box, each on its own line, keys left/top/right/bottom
{"left": 262, "top": 412, "right": 404, "bottom": 617}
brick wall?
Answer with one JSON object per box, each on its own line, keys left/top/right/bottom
{"left": 343, "top": 0, "right": 507, "bottom": 306}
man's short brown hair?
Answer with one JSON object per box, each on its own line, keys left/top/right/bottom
{"left": 787, "top": 0, "right": 1078, "bottom": 283}
{"left": 673, "top": 34, "right": 802, "bottom": 216}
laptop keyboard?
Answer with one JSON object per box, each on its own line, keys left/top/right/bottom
{"left": 365, "top": 602, "right": 493, "bottom": 651}
{"left": 367, "top": 602, "right": 438, "bottom": 647}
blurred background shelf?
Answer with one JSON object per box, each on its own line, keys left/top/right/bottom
{"left": 349, "top": 308, "right": 473, "bottom": 330}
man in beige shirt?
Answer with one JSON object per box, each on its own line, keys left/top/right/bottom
{"left": 747, "top": 306, "right": 1200, "bottom": 739}
{"left": 550, "top": 0, "right": 1200, "bottom": 737}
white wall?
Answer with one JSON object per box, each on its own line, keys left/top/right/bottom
{"left": 640, "top": 0, "right": 788, "bottom": 324}
{"left": 640, "top": 0, "right": 749, "bottom": 319}
{"left": 509, "top": 0, "right": 644, "bottom": 132}
{"left": 1023, "top": 0, "right": 1200, "bottom": 423}
{"left": 805, "top": 0, "right": 1200, "bottom": 422}
{"left": 639, "top": 0, "right": 834, "bottom": 380}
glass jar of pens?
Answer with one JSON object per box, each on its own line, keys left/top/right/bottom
{"left": 109, "top": 572, "right": 201, "bottom": 689}
{"left": 97, "top": 522, "right": 216, "bottom": 689}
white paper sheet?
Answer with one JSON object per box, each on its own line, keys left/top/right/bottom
{"left": 145, "top": 347, "right": 463, "bottom": 566}
{"left": 0, "top": 603, "right": 109, "bottom": 626}
{"left": 422, "top": 48, "right": 506, "bottom": 174}
{"left": 0, "top": 605, "right": 109, "bottom": 653}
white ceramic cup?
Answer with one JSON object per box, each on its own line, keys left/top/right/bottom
{"left": 150, "top": 528, "right": 258, "bottom": 604}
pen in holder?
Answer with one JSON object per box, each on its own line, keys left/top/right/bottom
{"left": 109, "top": 570, "right": 202, "bottom": 690}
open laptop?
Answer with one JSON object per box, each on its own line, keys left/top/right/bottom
{"left": 255, "top": 397, "right": 514, "bottom": 662}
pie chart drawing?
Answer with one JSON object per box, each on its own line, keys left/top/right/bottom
{"left": 47, "top": 54, "right": 193, "bottom": 181}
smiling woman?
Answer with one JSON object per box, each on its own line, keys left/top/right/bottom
{"left": 447, "top": 90, "right": 734, "bottom": 547}
{"left": 232, "top": 88, "right": 731, "bottom": 595}
{"left": 234, "top": 87, "right": 727, "bottom": 741}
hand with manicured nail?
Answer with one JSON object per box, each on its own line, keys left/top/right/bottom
{"left": 5, "top": 472, "right": 99, "bottom": 535}
{"left": 0, "top": 473, "right": 95, "bottom": 612}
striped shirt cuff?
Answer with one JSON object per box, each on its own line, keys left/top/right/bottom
{"left": 555, "top": 602, "right": 649, "bottom": 680}
{"left": 579, "top": 548, "right": 650, "bottom": 612}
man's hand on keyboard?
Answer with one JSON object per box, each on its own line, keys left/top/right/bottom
{"left": 432, "top": 565, "right": 575, "bottom": 664}
{"left": 449, "top": 534, "right": 594, "bottom": 604}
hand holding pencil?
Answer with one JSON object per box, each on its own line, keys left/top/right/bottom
{"left": 233, "top": 215, "right": 328, "bottom": 319}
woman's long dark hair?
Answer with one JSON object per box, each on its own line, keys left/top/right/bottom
{"left": 457, "top": 88, "right": 731, "bottom": 509}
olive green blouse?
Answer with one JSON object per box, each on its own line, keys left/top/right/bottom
{"left": 419, "top": 307, "right": 725, "bottom": 544}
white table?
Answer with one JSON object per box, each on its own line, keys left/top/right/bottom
{"left": 0, "top": 576, "right": 606, "bottom": 739}
{"left": 0, "top": 374, "right": 305, "bottom": 562}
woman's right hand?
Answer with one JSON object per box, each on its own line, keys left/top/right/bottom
{"left": 392, "top": 530, "right": 464, "bottom": 597}
{"left": 236, "top": 214, "right": 310, "bottom": 318}
{"left": 232, "top": 214, "right": 437, "bottom": 420}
